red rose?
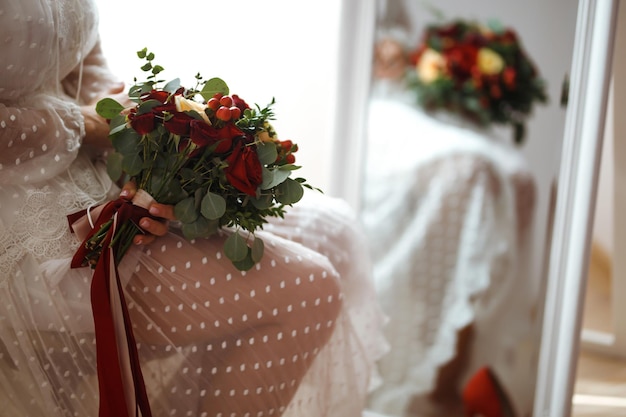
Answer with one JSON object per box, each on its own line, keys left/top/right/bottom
{"left": 164, "top": 111, "right": 193, "bottom": 135}
{"left": 224, "top": 141, "right": 262, "bottom": 196}
{"left": 231, "top": 94, "right": 250, "bottom": 113}
{"left": 445, "top": 44, "right": 478, "bottom": 81}
{"left": 142, "top": 90, "right": 170, "bottom": 104}
{"left": 190, "top": 121, "right": 243, "bottom": 153}
{"left": 129, "top": 112, "right": 155, "bottom": 135}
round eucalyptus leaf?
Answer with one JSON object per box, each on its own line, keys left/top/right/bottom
{"left": 181, "top": 216, "right": 218, "bottom": 240}
{"left": 111, "top": 128, "right": 141, "bottom": 155}
{"left": 251, "top": 237, "right": 265, "bottom": 263}
{"left": 122, "top": 153, "right": 143, "bottom": 176}
{"left": 250, "top": 194, "right": 273, "bottom": 210}
{"left": 200, "top": 78, "right": 229, "bottom": 101}
{"left": 174, "top": 197, "right": 199, "bottom": 224}
{"left": 106, "top": 152, "right": 124, "bottom": 182}
{"left": 164, "top": 78, "right": 181, "bottom": 93}
{"left": 276, "top": 178, "right": 304, "bottom": 205}
{"left": 96, "top": 98, "right": 125, "bottom": 119}
{"left": 224, "top": 232, "right": 248, "bottom": 262}
{"left": 201, "top": 192, "right": 227, "bottom": 220}
{"left": 256, "top": 142, "right": 278, "bottom": 165}
{"left": 261, "top": 167, "right": 291, "bottom": 190}
{"left": 232, "top": 250, "right": 255, "bottom": 271}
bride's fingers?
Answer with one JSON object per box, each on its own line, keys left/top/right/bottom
{"left": 148, "top": 202, "right": 176, "bottom": 221}
{"left": 119, "top": 182, "right": 137, "bottom": 200}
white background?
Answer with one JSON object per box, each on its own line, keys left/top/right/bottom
{"left": 96, "top": 0, "right": 342, "bottom": 192}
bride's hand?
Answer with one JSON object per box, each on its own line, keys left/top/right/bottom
{"left": 82, "top": 83, "right": 134, "bottom": 149}
{"left": 119, "top": 182, "right": 176, "bottom": 246}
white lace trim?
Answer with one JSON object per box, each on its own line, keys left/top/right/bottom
{"left": 0, "top": 156, "right": 110, "bottom": 284}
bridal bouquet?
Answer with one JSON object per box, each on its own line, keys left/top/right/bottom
{"left": 75, "top": 48, "right": 313, "bottom": 271}
{"left": 406, "top": 19, "right": 548, "bottom": 143}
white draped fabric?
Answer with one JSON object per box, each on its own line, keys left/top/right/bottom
{"left": 363, "top": 95, "right": 541, "bottom": 417}
{"left": 0, "top": 1, "right": 388, "bottom": 416}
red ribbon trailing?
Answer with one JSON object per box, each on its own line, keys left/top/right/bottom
{"left": 68, "top": 199, "right": 153, "bottom": 417}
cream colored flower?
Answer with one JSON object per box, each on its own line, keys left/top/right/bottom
{"left": 416, "top": 48, "right": 446, "bottom": 84}
{"left": 477, "top": 48, "right": 505, "bottom": 75}
{"left": 175, "top": 95, "right": 211, "bottom": 124}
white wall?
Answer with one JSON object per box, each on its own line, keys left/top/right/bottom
{"left": 95, "top": 0, "right": 341, "bottom": 193}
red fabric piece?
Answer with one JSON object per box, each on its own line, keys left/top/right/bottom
{"left": 69, "top": 199, "right": 153, "bottom": 417}
{"left": 462, "top": 366, "right": 504, "bottom": 417}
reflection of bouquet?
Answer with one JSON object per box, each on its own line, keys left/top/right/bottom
{"left": 407, "top": 19, "right": 548, "bottom": 143}
{"left": 77, "top": 48, "right": 315, "bottom": 271}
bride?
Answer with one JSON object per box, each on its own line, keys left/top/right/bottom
{"left": 0, "top": 0, "right": 387, "bottom": 416}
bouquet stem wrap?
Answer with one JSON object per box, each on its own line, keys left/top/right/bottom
{"left": 67, "top": 192, "right": 155, "bottom": 417}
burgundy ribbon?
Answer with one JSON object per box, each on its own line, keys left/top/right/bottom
{"left": 68, "top": 199, "right": 153, "bottom": 417}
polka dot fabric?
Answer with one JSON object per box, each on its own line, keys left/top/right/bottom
{"left": 0, "top": 1, "right": 388, "bottom": 416}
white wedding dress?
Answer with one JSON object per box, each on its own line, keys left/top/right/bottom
{"left": 0, "top": 1, "right": 388, "bottom": 416}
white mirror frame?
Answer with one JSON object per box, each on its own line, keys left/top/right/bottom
{"left": 533, "top": 0, "right": 618, "bottom": 416}
{"left": 330, "top": 0, "right": 619, "bottom": 416}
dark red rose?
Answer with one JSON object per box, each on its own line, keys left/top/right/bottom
{"left": 129, "top": 112, "right": 155, "bottom": 135}
{"left": 164, "top": 112, "right": 193, "bottom": 135}
{"left": 231, "top": 94, "right": 250, "bottom": 113}
{"left": 224, "top": 141, "right": 262, "bottom": 196}
{"left": 189, "top": 121, "right": 243, "bottom": 153}
{"left": 142, "top": 90, "right": 170, "bottom": 103}
{"left": 445, "top": 44, "right": 478, "bottom": 81}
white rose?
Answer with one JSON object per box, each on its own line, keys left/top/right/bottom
{"left": 416, "top": 48, "right": 446, "bottom": 84}
{"left": 477, "top": 48, "right": 505, "bottom": 75}
{"left": 175, "top": 95, "right": 211, "bottom": 124}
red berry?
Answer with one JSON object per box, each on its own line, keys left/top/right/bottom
{"left": 219, "top": 96, "right": 233, "bottom": 107}
{"left": 285, "top": 154, "right": 296, "bottom": 164}
{"left": 280, "top": 140, "right": 293, "bottom": 151}
{"left": 207, "top": 97, "right": 220, "bottom": 111}
{"left": 213, "top": 92, "right": 224, "bottom": 100}
{"left": 216, "top": 106, "right": 232, "bottom": 121}
{"left": 229, "top": 106, "right": 241, "bottom": 119}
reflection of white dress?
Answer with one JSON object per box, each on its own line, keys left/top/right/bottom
{"left": 363, "top": 96, "right": 541, "bottom": 417}
{"left": 0, "top": 1, "right": 387, "bottom": 416}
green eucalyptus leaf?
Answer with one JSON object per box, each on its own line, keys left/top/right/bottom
{"left": 224, "top": 232, "right": 248, "bottom": 262}
{"left": 232, "top": 250, "right": 255, "bottom": 271}
{"left": 174, "top": 197, "right": 199, "bottom": 223}
{"left": 111, "top": 128, "right": 141, "bottom": 155}
{"left": 250, "top": 194, "right": 273, "bottom": 210}
{"left": 261, "top": 167, "right": 291, "bottom": 190}
{"left": 122, "top": 153, "right": 143, "bottom": 177}
{"left": 256, "top": 142, "right": 278, "bottom": 165}
{"left": 137, "top": 48, "right": 147, "bottom": 59}
{"left": 108, "top": 114, "right": 127, "bottom": 136}
{"left": 137, "top": 99, "right": 162, "bottom": 115}
{"left": 278, "top": 164, "right": 301, "bottom": 171}
{"left": 96, "top": 98, "right": 125, "bottom": 119}
{"left": 251, "top": 237, "right": 264, "bottom": 263}
{"left": 181, "top": 216, "right": 218, "bottom": 240}
{"left": 200, "top": 77, "right": 229, "bottom": 101}
{"left": 106, "top": 152, "right": 124, "bottom": 182}
{"left": 164, "top": 78, "right": 181, "bottom": 93}
{"left": 276, "top": 178, "right": 304, "bottom": 205}
{"left": 201, "top": 192, "right": 227, "bottom": 220}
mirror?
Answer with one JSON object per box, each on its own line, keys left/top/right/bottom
{"left": 328, "top": 0, "right": 618, "bottom": 416}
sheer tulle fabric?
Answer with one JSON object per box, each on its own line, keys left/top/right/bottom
{"left": 363, "top": 98, "right": 540, "bottom": 417}
{"left": 0, "top": 1, "right": 387, "bottom": 415}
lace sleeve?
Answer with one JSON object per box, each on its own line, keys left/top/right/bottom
{"left": 61, "top": 40, "right": 125, "bottom": 106}
{"left": 0, "top": 96, "right": 85, "bottom": 185}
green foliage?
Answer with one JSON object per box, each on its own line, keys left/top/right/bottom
{"left": 94, "top": 48, "right": 316, "bottom": 270}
